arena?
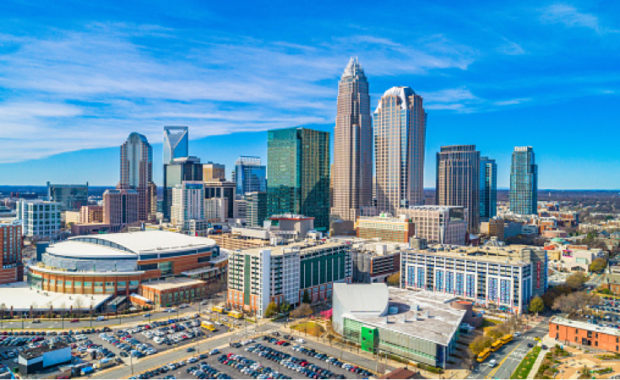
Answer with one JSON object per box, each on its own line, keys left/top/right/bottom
{"left": 27, "top": 230, "right": 226, "bottom": 296}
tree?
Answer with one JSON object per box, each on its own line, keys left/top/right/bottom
{"left": 290, "top": 303, "right": 313, "bottom": 319}
{"left": 566, "top": 272, "right": 587, "bottom": 290}
{"left": 529, "top": 296, "right": 545, "bottom": 315}
{"left": 589, "top": 257, "right": 607, "bottom": 274}
{"left": 552, "top": 291, "right": 600, "bottom": 316}
{"left": 279, "top": 301, "right": 292, "bottom": 314}
{"left": 469, "top": 335, "right": 493, "bottom": 355}
{"left": 302, "top": 290, "right": 311, "bottom": 304}
{"left": 386, "top": 272, "right": 400, "bottom": 287}
{"left": 264, "top": 302, "right": 278, "bottom": 318}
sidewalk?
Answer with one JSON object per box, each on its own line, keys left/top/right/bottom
{"left": 527, "top": 335, "right": 554, "bottom": 379}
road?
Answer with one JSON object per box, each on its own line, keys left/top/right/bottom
{"left": 468, "top": 319, "right": 549, "bottom": 379}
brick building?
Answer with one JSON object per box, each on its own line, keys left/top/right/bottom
{"left": 0, "top": 223, "right": 23, "bottom": 284}
{"left": 549, "top": 316, "right": 620, "bottom": 353}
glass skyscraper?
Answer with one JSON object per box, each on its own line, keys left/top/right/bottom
{"left": 233, "top": 156, "right": 267, "bottom": 195}
{"left": 373, "top": 86, "right": 426, "bottom": 215}
{"left": 479, "top": 156, "right": 497, "bottom": 220}
{"left": 163, "top": 156, "right": 203, "bottom": 220}
{"left": 510, "top": 146, "right": 538, "bottom": 215}
{"left": 267, "top": 127, "right": 330, "bottom": 230}
{"left": 163, "top": 126, "right": 189, "bottom": 164}
{"left": 120, "top": 132, "right": 156, "bottom": 221}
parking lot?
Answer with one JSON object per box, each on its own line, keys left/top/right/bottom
{"left": 133, "top": 333, "right": 376, "bottom": 380}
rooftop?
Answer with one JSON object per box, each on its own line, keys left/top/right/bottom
{"left": 234, "top": 240, "right": 348, "bottom": 257}
{"left": 408, "top": 243, "right": 544, "bottom": 265}
{"left": 140, "top": 277, "right": 206, "bottom": 291}
{"left": 551, "top": 316, "right": 620, "bottom": 337}
{"left": 335, "top": 284, "right": 466, "bottom": 346}
{"left": 0, "top": 282, "right": 110, "bottom": 311}
{"left": 20, "top": 342, "right": 69, "bottom": 360}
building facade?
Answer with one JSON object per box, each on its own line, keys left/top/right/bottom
{"left": 47, "top": 182, "right": 88, "bottom": 211}
{"left": 79, "top": 205, "right": 103, "bottom": 224}
{"left": 510, "top": 146, "right": 538, "bottom": 215}
{"left": 397, "top": 206, "right": 467, "bottom": 245}
{"left": 120, "top": 132, "right": 156, "bottom": 222}
{"left": 103, "top": 189, "right": 138, "bottom": 227}
{"left": 355, "top": 215, "right": 415, "bottom": 243}
{"left": 246, "top": 192, "right": 267, "bottom": 227}
{"left": 480, "top": 156, "right": 497, "bottom": 220}
{"left": 163, "top": 156, "right": 203, "bottom": 220}
{"left": 227, "top": 241, "right": 352, "bottom": 316}
{"left": 0, "top": 223, "right": 23, "bottom": 284}
{"left": 16, "top": 200, "right": 61, "bottom": 240}
{"left": 374, "top": 86, "right": 426, "bottom": 215}
{"left": 400, "top": 241, "right": 548, "bottom": 313}
{"left": 549, "top": 317, "right": 620, "bottom": 353}
{"left": 233, "top": 156, "right": 266, "bottom": 195}
{"left": 331, "top": 58, "right": 373, "bottom": 227}
{"left": 267, "top": 127, "right": 330, "bottom": 230}
{"left": 171, "top": 181, "right": 205, "bottom": 231}
{"left": 204, "top": 180, "right": 236, "bottom": 220}
{"left": 203, "top": 162, "right": 226, "bottom": 182}
{"left": 436, "top": 145, "right": 480, "bottom": 233}
{"left": 163, "top": 126, "right": 188, "bottom": 164}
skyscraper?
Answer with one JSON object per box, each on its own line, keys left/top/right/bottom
{"left": 436, "top": 145, "right": 480, "bottom": 233}
{"left": 120, "top": 132, "right": 155, "bottom": 221}
{"left": 233, "top": 156, "right": 267, "bottom": 195}
{"left": 374, "top": 86, "right": 427, "bottom": 215}
{"left": 163, "top": 126, "right": 189, "bottom": 164}
{"left": 480, "top": 156, "right": 497, "bottom": 220}
{"left": 171, "top": 181, "right": 205, "bottom": 231}
{"left": 331, "top": 58, "right": 372, "bottom": 227}
{"left": 267, "top": 127, "right": 330, "bottom": 230}
{"left": 203, "top": 162, "right": 226, "bottom": 181}
{"left": 510, "top": 146, "right": 538, "bottom": 215}
{"left": 163, "top": 156, "right": 203, "bottom": 220}
{"left": 245, "top": 191, "right": 267, "bottom": 227}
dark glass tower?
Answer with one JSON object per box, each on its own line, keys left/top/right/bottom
{"left": 510, "top": 146, "right": 538, "bottom": 215}
{"left": 480, "top": 156, "right": 497, "bottom": 220}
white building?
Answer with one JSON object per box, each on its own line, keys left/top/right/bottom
{"left": 16, "top": 200, "right": 61, "bottom": 240}
{"left": 171, "top": 181, "right": 205, "bottom": 231}
{"left": 204, "top": 198, "right": 228, "bottom": 222}
{"left": 396, "top": 205, "right": 467, "bottom": 245}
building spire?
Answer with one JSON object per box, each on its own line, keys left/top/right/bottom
{"left": 343, "top": 56, "right": 363, "bottom": 76}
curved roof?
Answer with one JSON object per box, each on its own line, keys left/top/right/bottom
{"left": 375, "top": 86, "right": 415, "bottom": 113}
{"left": 46, "top": 230, "right": 218, "bottom": 258}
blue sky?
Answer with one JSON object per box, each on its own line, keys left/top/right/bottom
{"left": 0, "top": 0, "right": 618, "bottom": 189}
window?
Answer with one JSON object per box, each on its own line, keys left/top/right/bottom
{"left": 556, "top": 325, "right": 559, "bottom": 330}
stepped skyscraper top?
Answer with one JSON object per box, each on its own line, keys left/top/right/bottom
{"left": 343, "top": 56, "right": 365, "bottom": 77}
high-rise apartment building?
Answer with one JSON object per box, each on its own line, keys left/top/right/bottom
{"left": 120, "top": 132, "right": 156, "bottom": 222}
{"left": 163, "top": 156, "right": 203, "bottom": 220}
{"left": 0, "top": 223, "right": 23, "bottom": 284}
{"left": 397, "top": 205, "right": 467, "bottom": 245}
{"left": 163, "top": 126, "right": 189, "bottom": 164}
{"left": 233, "top": 156, "right": 266, "bottom": 195}
{"left": 203, "top": 162, "right": 226, "bottom": 182}
{"left": 47, "top": 182, "right": 88, "bottom": 211}
{"left": 171, "top": 181, "right": 205, "bottom": 231}
{"left": 16, "top": 200, "right": 61, "bottom": 240}
{"left": 103, "top": 189, "right": 138, "bottom": 227}
{"left": 374, "top": 87, "right": 426, "bottom": 215}
{"left": 267, "top": 127, "right": 330, "bottom": 230}
{"left": 480, "top": 156, "right": 497, "bottom": 220}
{"left": 510, "top": 146, "right": 538, "bottom": 215}
{"left": 436, "top": 145, "right": 480, "bottom": 233}
{"left": 331, "top": 58, "right": 373, "bottom": 227}
{"left": 246, "top": 192, "right": 267, "bottom": 227}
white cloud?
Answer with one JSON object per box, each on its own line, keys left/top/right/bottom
{"left": 493, "top": 98, "right": 531, "bottom": 106}
{"left": 541, "top": 4, "right": 618, "bottom": 34}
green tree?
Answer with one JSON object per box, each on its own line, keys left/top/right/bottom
{"left": 589, "top": 258, "right": 607, "bottom": 274}
{"left": 279, "top": 301, "right": 292, "bottom": 314}
{"left": 302, "top": 290, "right": 311, "bottom": 304}
{"left": 386, "top": 272, "right": 400, "bottom": 286}
{"left": 264, "top": 301, "right": 279, "bottom": 318}
{"left": 469, "top": 335, "right": 494, "bottom": 355}
{"left": 566, "top": 272, "right": 587, "bottom": 290}
{"left": 529, "top": 296, "right": 545, "bottom": 315}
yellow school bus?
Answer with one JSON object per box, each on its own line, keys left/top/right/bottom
{"left": 500, "top": 334, "right": 513, "bottom": 344}
{"left": 228, "top": 310, "right": 243, "bottom": 319}
{"left": 201, "top": 321, "right": 216, "bottom": 331}
{"left": 490, "top": 339, "right": 503, "bottom": 352}
{"left": 477, "top": 348, "right": 491, "bottom": 363}
{"left": 212, "top": 305, "right": 224, "bottom": 313}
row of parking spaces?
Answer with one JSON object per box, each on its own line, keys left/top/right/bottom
{"left": 131, "top": 349, "right": 227, "bottom": 379}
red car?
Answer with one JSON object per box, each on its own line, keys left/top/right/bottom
{"left": 70, "top": 319, "right": 79, "bottom": 323}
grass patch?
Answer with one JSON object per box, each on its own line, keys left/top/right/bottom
{"left": 291, "top": 321, "right": 325, "bottom": 337}
{"left": 511, "top": 346, "right": 541, "bottom": 379}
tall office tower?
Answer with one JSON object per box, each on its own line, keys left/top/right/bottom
{"left": 233, "top": 156, "right": 267, "bottom": 195}
{"left": 47, "top": 182, "right": 89, "bottom": 211}
{"left": 436, "top": 145, "right": 480, "bottom": 233}
{"left": 103, "top": 189, "right": 138, "bottom": 227}
{"left": 120, "top": 132, "right": 156, "bottom": 222}
{"left": 163, "top": 156, "right": 203, "bottom": 220}
{"left": 331, "top": 58, "right": 373, "bottom": 228}
{"left": 245, "top": 192, "right": 267, "bottom": 227}
{"left": 0, "top": 223, "right": 23, "bottom": 284}
{"left": 163, "top": 126, "right": 189, "bottom": 164}
{"left": 510, "top": 146, "right": 538, "bottom": 215}
{"left": 267, "top": 127, "right": 330, "bottom": 230}
{"left": 373, "top": 86, "right": 427, "bottom": 215}
{"left": 204, "top": 179, "right": 236, "bottom": 220}
{"left": 171, "top": 181, "right": 205, "bottom": 230}
{"left": 203, "top": 162, "right": 226, "bottom": 181}
{"left": 480, "top": 156, "right": 497, "bottom": 220}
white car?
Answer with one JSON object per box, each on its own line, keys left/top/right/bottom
{"left": 488, "top": 359, "right": 498, "bottom": 368}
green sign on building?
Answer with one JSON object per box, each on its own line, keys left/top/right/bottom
{"left": 361, "top": 326, "right": 378, "bottom": 353}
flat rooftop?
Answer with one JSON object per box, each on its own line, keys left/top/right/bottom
{"left": 235, "top": 240, "right": 348, "bottom": 257}
{"left": 140, "top": 277, "right": 206, "bottom": 291}
{"left": 408, "top": 244, "right": 543, "bottom": 265}
{"left": 342, "top": 286, "right": 466, "bottom": 346}
{"left": 20, "top": 342, "right": 69, "bottom": 360}
{"left": 552, "top": 316, "right": 620, "bottom": 337}
{"left": 0, "top": 282, "right": 110, "bottom": 311}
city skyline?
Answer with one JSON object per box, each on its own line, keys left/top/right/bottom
{"left": 0, "top": 1, "right": 619, "bottom": 189}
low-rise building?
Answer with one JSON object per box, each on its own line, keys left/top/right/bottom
{"left": 601, "top": 272, "right": 620, "bottom": 295}
{"left": 396, "top": 206, "right": 467, "bottom": 245}
{"left": 16, "top": 200, "right": 61, "bottom": 240}
{"left": 549, "top": 316, "right": 620, "bottom": 353}
{"left": 139, "top": 278, "right": 209, "bottom": 307}
{"left": 18, "top": 343, "right": 72, "bottom": 375}
{"left": 332, "top": 283, "right": 466, "bottom": 368}
{"left": 545, "top": 244, "right": 604, "bottom": 272}
{"left": 333, "top": 238, "right": 403, "bottom": 283}
{"left": 227, "top": 240, "right": 351, "bottom": 316}
{"left": 355, "top": 215, "right": 415, "bottom": 243}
